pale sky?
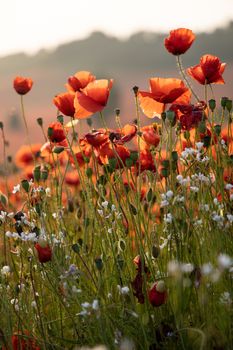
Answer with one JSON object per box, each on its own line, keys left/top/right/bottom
{"left": 1, "top": 0, "right": 233, "bottom": 56}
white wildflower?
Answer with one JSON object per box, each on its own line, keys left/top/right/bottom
{"left": 1, "top": 265, "right": 10, "bottom": 275}
{"left": 218, "top": 254, "right": 232, "bottom": 269}
{"left": 12, "top": 184, "right": 20, "bottom": 194}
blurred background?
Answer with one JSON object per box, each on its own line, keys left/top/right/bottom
{"left": 1, "top": 0, "right": 233, "bottom": 153}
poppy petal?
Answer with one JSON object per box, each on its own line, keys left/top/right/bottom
{"left": 74, "top": 91, "right": 104, "bottom": 119}
{"left": 138, "top": 91, "right": 165, "bottom": 118}
{"left": 84, "top": 79, "right": 112, "bottom": 105}
{"left": 187, "top": 65, "right": 206, "bottom": 85}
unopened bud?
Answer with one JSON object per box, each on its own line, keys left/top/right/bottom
{"left": 214, "top": 124, "right": 221, "bottom": 136}
{"left": 21, "top": 179, "right": 30, "bottom": 193}
{"left": 166, "top": 110, "right": 175, "bottom": 124}
{"left": 53, "top": 146, "right": 64, "bottom": 154}
{"left": 132, "top": 86, "right": 139, "bottom": 95}
{"left": 221, "top": 97, "right": 228, "bottom": 109}
{"left": 115, "top": 108, "right": 120, "bottom": 116}
{"left": 33, "top": 165, "right": 41, "bottom": 182}
{"left": 57, "top": 115, "right": 64, "bottom": 124}
{"left": 36, "top": 118, "right": 43, "bottom": 127}
{"left": 208, "top": 99, "right": 216, "bottom": 112}
{"left": 226, "top": 99, "right": 232, "bottom": 113}
{"left": 161, "top": 167, "right": 170, "bottom": 178}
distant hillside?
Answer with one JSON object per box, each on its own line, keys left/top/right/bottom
{"left": 0, "top": 22, "right": 233, "bottom": 153}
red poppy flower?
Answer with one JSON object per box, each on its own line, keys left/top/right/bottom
{"left": 164, "top": 28, "right": 195, "bottom": 55}
{"left": 138, "top": 78, "right": 190, "bottom": 118}
{"left": 34, "top": 240, "right": 52, "bottom": 263}
{"left": 74, "top": 79, "right": 113, "bottom": 119}
{"left": 187, "top": 54, "right": 226, "bottom": 85}
{"left": 112, "top": 124, "right": 137, "bottom": 144}
{"left": 8, "top": 330, "right": 41, "bottom": 350}
{"left": 84, "top": 129, "right": 109, "bottom": 147}
{"left": 13, "top": 76, "right": 33, "bottom": 95}
{"left": 53, "top": 92, "right": 75, "bottom": 117}
{"left": 137, "top": 149, "right": 156, "bottom": 172}
{"left": 65, "top": 171, "right": 80, "bottom": 186}
{"left": 66, "top": 71, "right": 96, "bottom": 92}
{"left": 99, "top": 142, "right": 130, "bottom": 168}
{"left": 15, "top": 144, "right": 41, "bottom": 168}
{"left": 68, "top": 141, "right": 92, "bottom": 167}
{"left": 141, "top": 124, "right": 160, "bottom": 147}
{"left": 148, "top": 281, "right": 167, "bottom": 307}
{"left": 171, "top": 101, "right": 206, "bottom": 130}
{"left": 48, "top": 122, "right": 67, "bottom": 143}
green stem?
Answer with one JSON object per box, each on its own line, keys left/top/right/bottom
{"left": 176, "top": 55, "right": 199, "bottom": 102}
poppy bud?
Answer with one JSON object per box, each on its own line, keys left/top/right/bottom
{"left": 21, "top": 179, "right": 30, "bottom": 193}
{"left": 208, "top": 99, "right": 216, "bottom": 112}
{"left": 115, "top": 108, "right": 120, "bottom": 116}
{"left": 148, "top": 281, "right": 167, "bottom": 307}
{"left": 171, "top": 151, "right": 178, "bottom": 162}
{"left": 221, "top": 97, "right": 228, "bottom": 109}
{"left": 226, "top": 99, "right": 232, "bottom": 113}
{"left": 95, "top": 257, "right": 103, "bottom": 271}
{"left": 152, "top": 245, "right": 160, "bottom": 258}
{"left": 33, "top": 165, "right": 41, "bottom": 182}
{"left": 161, "top": 160, "right": 170, "bottom": 169}
{"left": 184, "top": 130, "right": 190, "bottom": 140}
{"left": 203, "top": 135, "right": 211, "bottom": 148}
{"left": 36, "top": 118, "right": 43, "bottom": 127}
{"left": 214, "top": 124, "right": 221, "bottom": 136}
{"left": 161, "top": 167, "right": 170, "bottom": 178}
{"left": 198, "top": 121, "right": 206, "bottom": 134}
{"left": 161, "top": 112, "right": 166, "bottom": 122}
{"left": 132, "top": 86, "right": 139, "bottom": 95}
{"left": 41, "top": 168, "right": 49, "bottom": 181}
{"left": 53, "top": 146, "right": 64, "bottom": 154}
{"left": 57, "top": 115, "right": 64, "bottom": 124}
{"left": 34, "top": 240, "right": 52, "bottom": 263}
{"left": 13, "top": 76, "right": 33, "bottom": 95}
{"left": 166, "top": 110, "right": 175, "bottom": 124}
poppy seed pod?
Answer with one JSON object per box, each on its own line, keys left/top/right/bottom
{"left": 34, "top": 240, "right": 52, "bottom": 263}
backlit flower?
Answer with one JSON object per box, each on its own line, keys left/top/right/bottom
{"left": 15, "top": 144, "right": 41, "bottom": 168}
{"left": 34, "top": 240, "right": 52, "bottom": 263}
{"left": 138, "top": 78, "right": 190, "bottom": 118}
{"left": 74, "top": 79, "right": 113, "bottom": 119}
{"left": 53, "top": 92, "right": 75, "bottom": 117}
{"left": 13, "top": 76, "right": 33, "bottom": 95}
{"left": 48, "top": 122, "right": 67, "bottom": 143}
{"left": 141, "top": 124, "right": 160, "bottom": 147}
{"left": 187, "top": 54, "right": 226, "bottom": 85}
{"left": 164, "top": 28, "right": 195, "bottom": 55}
{"left": 66, "top": 71, "right": 96, "bottom": 92}
{"left": 170, "top": 101, "right": 206, "bottom": 130}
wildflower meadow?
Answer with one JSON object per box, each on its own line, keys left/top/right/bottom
{"left": 0, "top": 28, "right": 233, "bottom": 349}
